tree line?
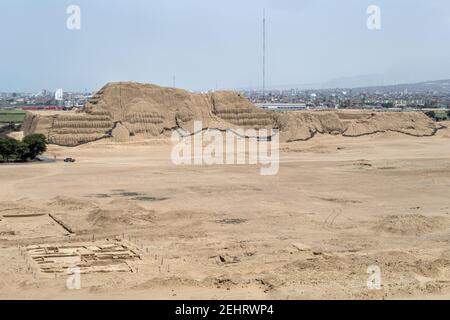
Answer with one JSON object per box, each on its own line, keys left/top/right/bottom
{"left": 0, "top": 134, "right": 47, "bottom": 162}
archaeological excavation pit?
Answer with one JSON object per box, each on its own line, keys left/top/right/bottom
{"left": 0, "top": 213, "right": 72, "bottom": 240}
{"left": 24, "top": 240, "right": 141, "bottom": 276}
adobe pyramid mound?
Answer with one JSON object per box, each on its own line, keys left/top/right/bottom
{"left": 22, "top": 82, "right": 442, "bottom": 146}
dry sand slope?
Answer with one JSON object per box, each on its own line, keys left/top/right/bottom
{"left": 1, "top": 125, "right": 450, "bottom": 299}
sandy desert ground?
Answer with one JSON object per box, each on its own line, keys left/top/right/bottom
{"left": 1, "top": 125, "right": 450, "bottom": 300}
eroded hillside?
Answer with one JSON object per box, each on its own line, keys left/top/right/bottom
{"left": 22, "top": 82, "right": 443, "bottom": 146}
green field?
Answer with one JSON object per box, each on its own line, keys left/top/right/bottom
{"left": 0, "top": 110, "right": 26, "bottom": 126}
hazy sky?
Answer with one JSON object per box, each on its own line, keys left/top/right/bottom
{"left": 1, "top": 0, "right": 450, "bottom": 92}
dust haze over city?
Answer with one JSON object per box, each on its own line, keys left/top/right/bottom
{"left": 1, "top": 0, "right": 450, "bottom": 305}
{"left": 3, "top": 0, "right": 450, "bottom": 92}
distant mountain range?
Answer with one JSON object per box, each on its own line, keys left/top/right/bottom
{"left": 244, "top": 78, "right": 450, "bottom": 94}
{"left": 346, "top": 79, "right": 450, "bottom": 94}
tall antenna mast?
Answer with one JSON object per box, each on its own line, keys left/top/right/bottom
{"left": 262, "top": 8, "right": 266, "bottom": 101}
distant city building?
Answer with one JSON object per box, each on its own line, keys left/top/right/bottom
{"left": 55, "top": 88, "right": 64, "bottom": 101}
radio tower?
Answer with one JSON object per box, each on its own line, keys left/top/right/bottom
{"left": 262, "top": 8, "right": 266, "bottom": 101}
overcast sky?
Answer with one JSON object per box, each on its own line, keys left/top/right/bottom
{"left": 1, "top": 0, "right": 450, "bottom": 92}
